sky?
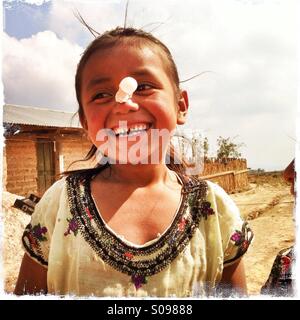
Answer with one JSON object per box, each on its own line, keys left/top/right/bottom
{"left": 1, "top": 0, "right": 298, "bottom": 171}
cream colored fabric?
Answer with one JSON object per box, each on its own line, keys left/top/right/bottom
{"left": 22, "top": 177, "right": 251, "bottom": 297}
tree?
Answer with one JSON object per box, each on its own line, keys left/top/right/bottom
{"left": 216, "top": 136, "right": 245, "bottom": 160}
{"left": 202, "top": 137, "right": 209, "bottom": 159}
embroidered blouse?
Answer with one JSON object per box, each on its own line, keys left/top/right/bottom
{"left": 22, "top": 170, "right": 253, "bottom": 297}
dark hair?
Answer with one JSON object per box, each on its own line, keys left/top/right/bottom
{"left": 65, "top": 27, "right": 186, "bottom": 176}
{"left": 75, "top": 27, "right": 180, "bottom": 123}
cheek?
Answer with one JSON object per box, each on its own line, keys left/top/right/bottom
{"left": 142, "top": 95, "right": 178, "bottom": 127}
{"left": 84, "top": 109, "right": 107, "bottom": 144}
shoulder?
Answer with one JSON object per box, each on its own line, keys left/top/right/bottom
{"left": 193, "top": 178, "right": 247, "bottom": 239}
{"left": 33, "top": 177, "right": 68, "bottom": 219}
{"left": 32, "top": 177, "right": 69, "bottom": 221}
{"left": 180, "top": 175, "right": 240, "bottom": 224}
{"left": 183, "top": 175, "right": 231, "bottom": 199}
{"left": 185, "top": 178, "right": 254, "bottom": 266}
{"left": 204, "top": 180, "right": 240, "bottom": 218}
{"left": 206, "top": 180, "right": 233, "bottom": 202}
{"left": 43, "top": 177, "right": 67, "bottom": 198}
{"left": 36, "top": 177, "right": 68, "bottom": 209}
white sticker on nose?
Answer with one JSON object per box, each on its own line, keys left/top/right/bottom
{"left": 115, "top": 77, "right": 138, "bottom": 103}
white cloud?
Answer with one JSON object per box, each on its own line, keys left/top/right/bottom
{"left": 47, "top": 0, "right": 126, "bottom": 45}
{"left": 2, "top": 0, "right": 297, "bottom": 170}
{"left": 3, "top": 30, "right": 83, "bottom": 111}
{"left": 172, "top": 0, "right": 297, "bottom": 170}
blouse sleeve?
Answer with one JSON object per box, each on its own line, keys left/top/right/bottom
{"left": 207, "top": 181, "right": 254, "bottom": 266}
{"left": 21, "top": 178, "right": 66, "bottom": 268}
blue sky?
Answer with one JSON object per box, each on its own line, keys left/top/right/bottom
{"left": 2, "top": 0, "right": 298, "bottom": 170}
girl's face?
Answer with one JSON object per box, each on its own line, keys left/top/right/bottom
{"left": 80, "top": 43, "right": 188, "bottom": 164}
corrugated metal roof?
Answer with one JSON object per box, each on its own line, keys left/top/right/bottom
{"left": 3, "top": 104, "right": 82, "bottom": 128}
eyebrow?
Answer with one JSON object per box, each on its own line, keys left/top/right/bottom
{"left": 131, "top": 69, "right": 154, "bottom": 78}
{"left": 86, "top": 77, "right": 111, "bottom": 91}
{"left": 85, "top": 69, "right": 155, "bottom": 91}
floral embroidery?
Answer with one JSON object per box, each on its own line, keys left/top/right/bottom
{"left": 64, "top": 217, "right": 79, "bottom": 236}
{"left": 22, "top": 223, "right": 48, "bottom": 266}
{"left": 31, "top": 223, "right": 48, "bottom": 241}
{"left": 281, "top": 256, "right": 291, "bottom": 274}
{"left": 224, "top": 222, "right": 254, "bottom": 266}
{"left": 124, "top": 252, "right": 134, "bottom": 260}
{"left": 230, "top": 230, "right": 243, "bottom": 245}
{"left": 200, "top": 201, "right": 215, "bottom": 219}
{"left": 178, "top": 217, "right": 187, "bottom": 231}
{"left": 85, "top": 207, "right": 93, "bottom": 220}
{"left": 131, "top": 274, "right": 147, "bottom": 289}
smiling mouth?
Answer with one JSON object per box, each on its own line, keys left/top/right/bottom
{"left": 112, "top": 123, "right": 152, "bottom": 137}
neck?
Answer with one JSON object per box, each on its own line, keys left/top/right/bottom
{"left": 109, "top": 163, "right": 175, "bottom": 187}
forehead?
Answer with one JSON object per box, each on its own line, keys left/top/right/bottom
{"left": 82, "top": 42, "right": 171, "bottom": 82}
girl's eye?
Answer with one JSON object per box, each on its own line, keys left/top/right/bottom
{"left": 91, "top": 92, "right": 112, "bottom": 101}
{"left": 136, "top": 83, "right": 153, "bottom": 91}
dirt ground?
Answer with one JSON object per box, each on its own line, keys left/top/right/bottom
{"left": 1, "top": 172, "right": 295, "bottom": 297}
{"left": 231, "top": 173, "right": 295, "bottom": 296}
{"left": 1, "top": 191, "right": 31, "bottom": 295}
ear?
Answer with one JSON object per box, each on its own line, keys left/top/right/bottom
{"left": 177, "top": 90, "right": 189, "bottom": 125}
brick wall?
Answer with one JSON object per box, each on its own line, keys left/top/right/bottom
{"left": 4, "top": 140, "right": 38, "bottom": 196}
{"left": 3, "top": 137, "right": 96, "bottom": 197}
{"left": 58, "top": 138, "right": 96, "bottom": 172}
{"left": 2, "top": 147, "right": 7, "bottom": 191}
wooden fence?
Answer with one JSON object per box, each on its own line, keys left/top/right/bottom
{"left": 199, "top": 158, "right": 249, "bottom": 193}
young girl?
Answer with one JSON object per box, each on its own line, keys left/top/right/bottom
{"left": 14, "top": 27, "right": 253, "bottom": 297}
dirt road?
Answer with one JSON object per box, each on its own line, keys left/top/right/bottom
{"left": 231, "top": 175, "right": 295, "bottom": 295}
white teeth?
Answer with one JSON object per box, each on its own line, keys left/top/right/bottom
{"left": 130, "top": 124, "right": 147, "bottom": 132}
{"left": 113, "top": 123, "right": 149, "bottom": 136}
{"left": 114, "top": 127, "right": 128, "bottom": 135}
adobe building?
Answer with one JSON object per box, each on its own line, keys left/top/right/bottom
{"left": 3, "top": 104, "right": 95, "bottom": 197}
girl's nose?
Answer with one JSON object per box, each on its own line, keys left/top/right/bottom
{"left": 112, "top": 99, "right": 139, "bottom": 114}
